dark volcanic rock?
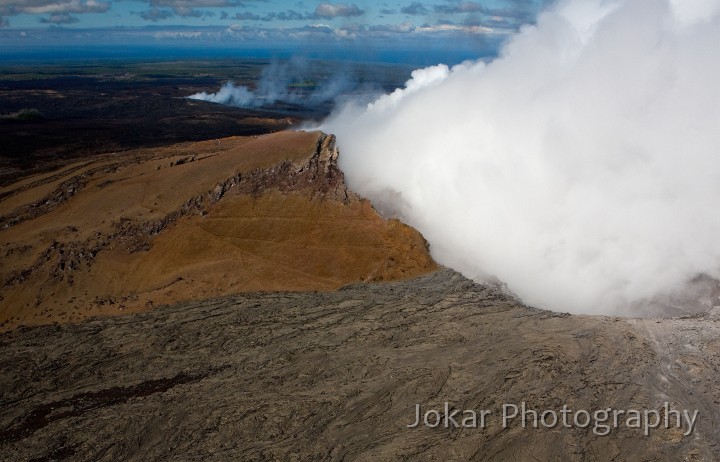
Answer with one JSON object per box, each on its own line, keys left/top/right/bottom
{"left": 1, "top": 269, "right": 719, "bottom": 461}
{"left": 0, "top": 75, "right": 296, "bottom": 186}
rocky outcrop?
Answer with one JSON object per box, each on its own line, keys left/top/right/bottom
{"left": 0, "top": 131, "right": 436, "bottom": 330}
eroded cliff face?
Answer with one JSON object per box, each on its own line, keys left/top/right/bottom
{"left": 0, "top": 130, "right": 436, "bottom": 330}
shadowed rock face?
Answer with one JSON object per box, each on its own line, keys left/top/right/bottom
{"left": 0, "top": 131, "right": 436, "bottom": 330}
{"left": 1, "top": 268, "right": 719, "bottom": 461}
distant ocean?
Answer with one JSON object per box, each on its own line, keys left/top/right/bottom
{"left": 0, "top": 43, "right": 494, "bottom": 67}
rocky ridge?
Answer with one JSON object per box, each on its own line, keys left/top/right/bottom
{"left": 0, "top": 131, "right": 436, "bottom": 330}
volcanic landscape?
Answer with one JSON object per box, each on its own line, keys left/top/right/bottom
{"left": 1, "top": 59, "right": 720, "bottom": 461}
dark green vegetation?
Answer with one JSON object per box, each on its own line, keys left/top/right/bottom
{"left": 0, "top": 108, "right": 44, "bottom": 121}
{"left": 0, "top": 58, "right": 412, "bottom": 186}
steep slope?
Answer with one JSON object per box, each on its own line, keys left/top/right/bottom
{"left": 0, "top": 131, "right": 436, "bottom": 330}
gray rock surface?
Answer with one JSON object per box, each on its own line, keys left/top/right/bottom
{"left": 1, "top": 268, "right": 719, "bottom": 461}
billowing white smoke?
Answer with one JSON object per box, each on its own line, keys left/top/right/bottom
{"left": 188, "top": 59, "right": 358, "bottom": 108}
{"left": 189, "top": 81, "right": 257, "bottom": 107}
{"left": 320, "top": 0, "right": 720, "bottom": 315}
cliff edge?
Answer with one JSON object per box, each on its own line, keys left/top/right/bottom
{"left": 0, "top": 130, "right": 436, "bottom": 330}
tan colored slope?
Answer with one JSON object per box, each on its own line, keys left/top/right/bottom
{"left": 0, "top": 131, "right": 436, "bottom": 330}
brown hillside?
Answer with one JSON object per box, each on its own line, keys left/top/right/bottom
{"left": 0, "top": 131, "right": 436, "bottom": 330}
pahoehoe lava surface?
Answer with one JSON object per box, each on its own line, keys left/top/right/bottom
{"left": 2, "top": 269, "right": 720, "bottom": 461}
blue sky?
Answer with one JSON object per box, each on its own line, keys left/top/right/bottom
{"left": 0, "top": 1, "right": 550, "bottom": 60}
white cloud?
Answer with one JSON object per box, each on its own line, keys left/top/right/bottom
{"left": 321, "top": 0, "right": 720, "bottom": 316}
{"left": 0, "top": 0, "right": 109, "bottom": 15}
{"left": 136, "top": 7, "right": 173, "bottom": 21}
{"left": 148, "top": 0, "right": 240, "bottom": 16}
{"left": 39, "top": 11, "right": 78, "bottom": 22}
{"left": 370, "top": 21, "right": 416, "bottom": 33}
{"left": 314, "top": 2, "right": 363, "bottom": 19}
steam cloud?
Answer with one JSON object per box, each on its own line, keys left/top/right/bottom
{"left": 320, "top": 0, "right": 720, "bottom": 315}
{"left": 188, "top": 58, "right": 365, "bottom": 109}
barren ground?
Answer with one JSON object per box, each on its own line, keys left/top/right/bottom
{"left": 0, "top": 131, "right": 435, "bottom": 330}
{"left": 2, "top": 269, "right": 719, "bottom": 461}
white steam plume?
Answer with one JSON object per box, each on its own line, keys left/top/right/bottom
{"left": 320, "top": 0, "right": 720, "bottom": 315}
{"left": 189, "top": 81, "right": 257, "bottom": 107}
{"left": 188, "top": 58, "right": 359, "bottom": 108}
